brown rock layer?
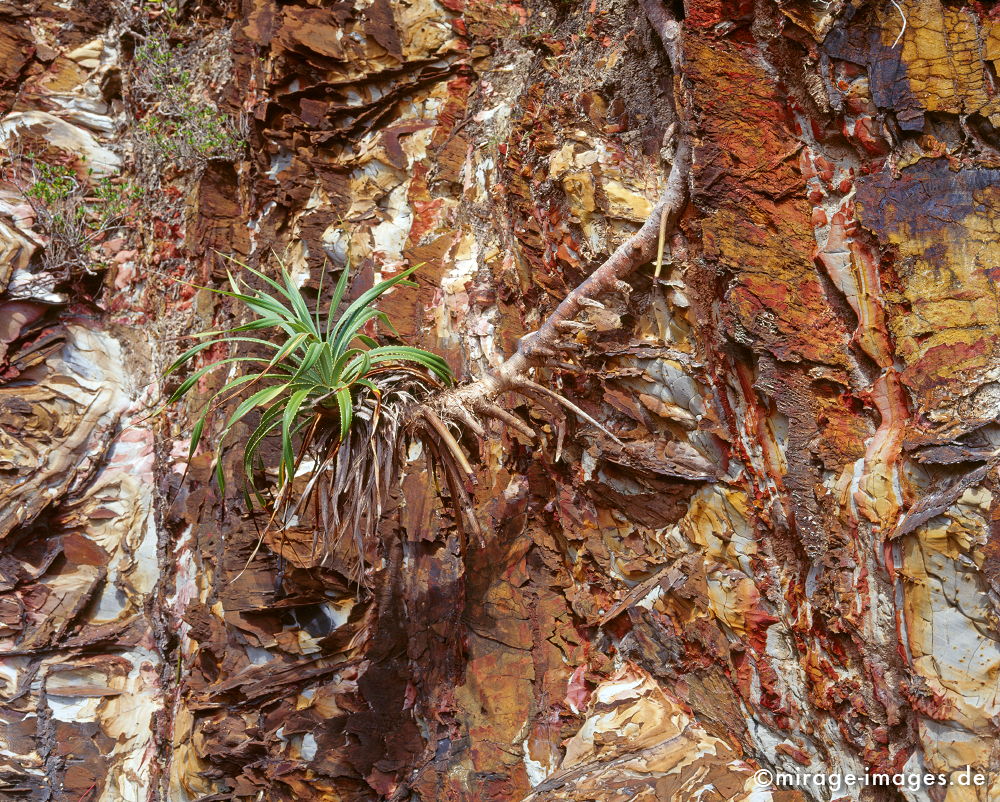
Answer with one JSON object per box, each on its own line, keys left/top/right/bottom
{"left": 2, "top": 0, "right": 1000, "bottom": 800}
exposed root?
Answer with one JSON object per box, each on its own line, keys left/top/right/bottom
{"left": 474, "top": 400, "right": 536, "bottom": 440}
{"left": 420, "top": 407, "right": 474, "bottom": 479}
{"left": 427, "top": 156, "right": 688, "bottom": 455}
{"left": 654, "top": 195, "right": 670, "bottom": 281}
{"left": 406, "top": 0, "right": 691, "bottom": 533}
{"left": 512, "top": 386, "right": 567, "bottom": 459}
{"left": 427, "top": 126, "right": 690, "bottom": 436}
{"left": 451, "top": 405, "right": 486, "bottom": 439}
{"left": 423, "top": 431, "right": 483, "bottom": 545}
{"left": 512, "top": 377, "right": 624, "bottom": 446}
{"left": 555, "top": 320, "right": 592, "bottom": 333}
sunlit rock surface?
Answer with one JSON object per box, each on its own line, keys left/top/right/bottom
{"left": 2, "top": 0, "right": 1000, "bottom": 800}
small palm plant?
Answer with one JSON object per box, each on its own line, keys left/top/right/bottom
{"left": 165, "top": 259, "right": 456, "bottom": 569}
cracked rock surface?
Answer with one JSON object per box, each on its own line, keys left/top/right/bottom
{"left": 3, "top": 0, "right": 1000, "bottom": 800}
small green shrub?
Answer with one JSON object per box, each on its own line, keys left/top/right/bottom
{"left": 165, "top": 261, "right": 452, "bottom": 511}
{"left": 129, "top": 31, "right": 244, "bottom": 173}
{"left": 4, "top": 147, "right": 140, "bottom": 276}
{"left": 25, "top": 160, "right": 77, "bottom": 205}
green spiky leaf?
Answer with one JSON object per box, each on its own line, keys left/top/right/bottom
{"left": 163, "top": 257, "right": 453, "bottom": 507}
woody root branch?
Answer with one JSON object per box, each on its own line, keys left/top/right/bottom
{"left": 416, "top": 138, "right": 691, "bottom": 470}
{"left": 401, "top": 3, "right": 691, "bottom": 545}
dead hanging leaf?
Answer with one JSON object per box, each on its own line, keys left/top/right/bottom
{"left": 263, "top": 525, "right": 324, "bottom": 570}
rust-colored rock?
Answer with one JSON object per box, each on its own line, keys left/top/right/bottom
{"left": 4, "top": 0, "right": 1000, "bottom": 800}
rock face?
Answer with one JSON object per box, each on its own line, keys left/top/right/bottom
{"left": 2, "top": 0, "right": 1000, "bottom": 800}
